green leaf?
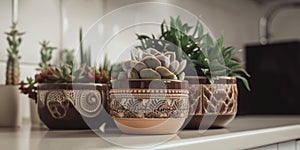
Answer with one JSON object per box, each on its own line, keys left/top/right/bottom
{"left": 236, "top": 75, "right": 251, "bottom": 91}
{"left": 161, "top": 20, "right": 166, "bottom": 34}
{"left": 227, "top": 60, "right": 240, "bottom": 68}
{"left": 217, "top": 34, "right": 224, "bottom": 48}
{"left": 197, "top": 21, "right": 204, "bottom": 38}
{"left": 136, "top": 34, "right": 150, "bottom": 40}
{"left": 234, "top": 68, "right": 251, "bottom": 78}
{"left": 176, "top": 16, "right": 182, "bottom": 29}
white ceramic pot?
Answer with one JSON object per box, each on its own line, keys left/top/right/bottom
{"left": 0, "top": 85, "right": 22, "bottom": 127}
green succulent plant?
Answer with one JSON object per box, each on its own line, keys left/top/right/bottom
{"left": 61, "top": 49, "right": 75, "bottom": 66}
{"left": 39, "top": 40, "right": 56, "bottom": 69}
{"left": 19, "top": 77, "right": 37, "bottom": 102}
{"left": 113, "top": 48, "right": 186, "bottom": 80}
{"left": 20, "top": 37, "right": 111, "bottom": 102}
{"left": 79, "top": 27, "right": 91, "bottom": 66}
{"left": 5, "top": 22, "right": 25, "bottom": 85}
{"left": 35, "top": 64, "right": 109, "bottom": 84}
{"left": 136, "top": 16, "right": 250, "bottom": 90}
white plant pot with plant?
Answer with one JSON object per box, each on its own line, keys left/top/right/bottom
{"left": 0, "top": 23, "right": 24, "bottom": 127}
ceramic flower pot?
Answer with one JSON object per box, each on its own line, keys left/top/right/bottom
{"left": 37, "top": 83, "right": 109, "bottom": 130}
{"left": 185, "top": 76, "right": 238, "bottom": 129}
{"left": 0, "top": 85, "right": 22, "bottom": 127}
{"left": 110, "top": 79, "right": 189, "bottom": 134}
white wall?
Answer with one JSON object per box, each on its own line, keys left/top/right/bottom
{"left": 104, "top": 0, "right": 262, "bottom": 61}
{"left": 0, "top": 0, "right": 61, "bottom": 118}
{"left": 258, "top": 1, "right": 300, "bottom": 43}
{"left": 62, "top": 0, "right": 104, "bottom": 50}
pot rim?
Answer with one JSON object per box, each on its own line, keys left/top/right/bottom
{"left": 111, "top": 79, "right": 188, "bottom": 89}
{"left": 0, "top": 84, "right": 20, "bottom": 87}
{"left": 113, "top": 118, "right": 186, "bottom": 120}
{"left": 38, "top": 83, "right": 108, "bottom": 86}
{"left": 111, "top": 79, "right": 187, "bottom": 82}
{"left": 38, "top": 83, "right": 109, "bottom": 90}
{"left": 185, "top": 76, "right": 236, "bottom": 80}
{"left": 185, "top": 76, "right": 237, "bottom": 84}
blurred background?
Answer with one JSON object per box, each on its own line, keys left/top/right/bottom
{"left": 1, "top": 0, "right": 300, "bottom": 119}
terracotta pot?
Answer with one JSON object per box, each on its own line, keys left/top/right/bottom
{"left": 185, "top": 76, "right": 238, "bottom": 129}
{"left": 110, "top": 79, "right": 189, "bottom": 134}
{"left": 0, "top": 85, "right": 22, "bottom": 127}
{"left": 37, "top": 83, "right": 109, "bottom": 130}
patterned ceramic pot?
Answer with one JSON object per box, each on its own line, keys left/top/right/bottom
{"left": 37, "top": 83, "right": 109, "bottom": 130}
{"left": 185, "top": 76, "right": 238, "bottom": 129}
{"left": 110, "top": 79, "right": 189, "bottom": 134}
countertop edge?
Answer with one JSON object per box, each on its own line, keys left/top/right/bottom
{"left": 155, "top": 124, "right": 300, "bottom": 150}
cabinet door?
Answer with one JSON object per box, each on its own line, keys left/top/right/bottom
{"left": 251, "top": 144, "right": 278, "bottom": 150}
{"left": 297, "top": 140, "right": 300, "bottom": 150}
{"left": 278, "top": 141, "right": 296, "bottom": 150}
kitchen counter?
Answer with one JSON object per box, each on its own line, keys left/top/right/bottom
{"left": 0, "top": 116, "right": 300, "bottom": 150}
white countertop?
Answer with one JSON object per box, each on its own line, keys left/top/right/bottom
{"left": 1, "top": 116, "right": 300, "bottom": 150}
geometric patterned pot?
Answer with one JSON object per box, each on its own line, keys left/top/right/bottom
{"left": 110, "top": 79, "right": 189, "bottom": 134}
{"left": 185, "top": 76, "right": 238, "bottom": 129}
{"left": 37, "top": 83, "right": 109, "bottom": 130}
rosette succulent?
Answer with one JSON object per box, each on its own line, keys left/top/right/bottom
{"left": 113, "top": 48, "right": 186, "bottom": 80}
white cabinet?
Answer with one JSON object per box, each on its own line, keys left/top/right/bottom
{"left": 251, "top": 140, "right": 298, "bottom": 150}
{"left": 278, "top": 141, "right": 296, "bottom": 150}
{"left": 297, "top": 140, "right": 300, "bottom": 150}
{"left": 251, "top": 144, "right": 277, "bottom": 150}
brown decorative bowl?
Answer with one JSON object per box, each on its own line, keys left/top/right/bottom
{"left": 110, "top": 79, "right": 189, "bottom": 134}
{"left": 37, "top": 83, "right": 109, "bottom": 130}
{"left": 185, "top": 76, "right": 238, "bottom": 129}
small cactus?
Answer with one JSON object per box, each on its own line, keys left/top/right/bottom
{"left": 39, "top": 40, "right": 56, "bottom": 69}
{"left": 5, "top": 22, "right": 25, "bottom": 85}
{"left": 114, "top": 48, "right": 186, "bottom": 80}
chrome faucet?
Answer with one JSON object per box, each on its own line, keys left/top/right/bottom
{"left": 259, "top": 2, "right": 300, "bottom": 45}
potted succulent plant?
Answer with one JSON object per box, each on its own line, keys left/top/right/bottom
{"left": 136, "top": 16, "right": 250, "bottom": 129}
{"left": 20, "top": 40, "right": 56, "bottom": 127}
{"left": 0, "top": 23, "right": 24, "bottom": 127}
{"left": 110, "top": 48, "right": 189, "bottom": 134}
{"left": 34, "top": 63, "right": 110, "bottom": 130}
{"left": 20, "top": 28, "right": 111, "bottom": 130}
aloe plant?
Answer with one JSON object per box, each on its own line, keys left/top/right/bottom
{"left": 136, "top": 16, "right": 250, "bottom": 90}
{"left": 113, "top": 48, "right": 186, "bottom": 80}
{"left": 5, "top": 22, "right": 25, "bottom": 85}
